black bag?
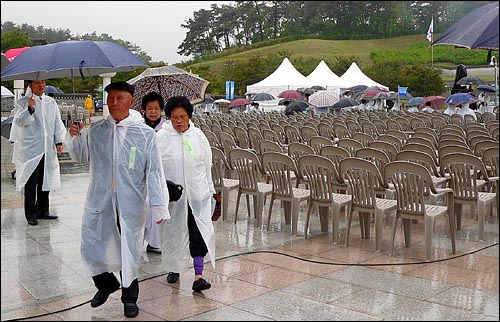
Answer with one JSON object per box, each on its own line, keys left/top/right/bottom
{"left": 166, "top": 180, "right": 183, "bottom": 202}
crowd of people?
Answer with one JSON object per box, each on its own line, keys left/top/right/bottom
{"left": 10, "top": 80, "right": 217, "bottom": 318}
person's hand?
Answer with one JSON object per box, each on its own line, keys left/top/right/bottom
{"left": 28, "top": 95, "right": 36, "bottom": 109}
{"left": 69, "top": 122, "right": 83, "bottom": 137}
{"left": 56, "top": 145, "right": 63, "bottom": 154}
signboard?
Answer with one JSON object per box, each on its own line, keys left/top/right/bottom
{"left": 225, "top": 81, "right": 234, "bottom": 100}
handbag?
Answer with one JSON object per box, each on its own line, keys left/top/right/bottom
{"left": 166, "top": 180, "right": 183, "bottom": 202}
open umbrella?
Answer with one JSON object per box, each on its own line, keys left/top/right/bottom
{"left": 1, "top": 85, "right": 14, "bottom": 98}
{"left": 348, "top": 85, "right": 368, "bottom": 93}
{"left": 1, "top": 53, "right": 9, "bottom": 72}
{"left": 204, "top": 93, "right": 215, "bottom": 104}
{"left": 214, "top": 98, "right": 230, "bottom": 104}
{"left": 445, "top": 93, "right": 477, "bottom": 105}
{"left": 477, "top": 84, "right": 496, "bottom": 92}
{"left": 419, "top": 96, "right": 446, "bottom": 110}
{"left": 372, "top": 92, "right": 390, "bottom": 100}
{"left": 310, "top": 85, "right": 326, "bottom": 91}
{"left": 284, "top": 100, "right": 310, "bottom": 115}
{"left": 1, "top": 116, "right": 13, "bottom": 140}
{"left": 407, "top": 97, "right": 424, "bottom": 106}
{"left": 128, "top": 65, "right": 210, "bottom": 110}
{"left": 278, "top": 90, "right": 303, "bottom": 99}
{"left": 331, "top": 97, "right": 358, "bottom": 109}
{"left": 457, "top": 76, "right": 485, "bottom": 86}
{"left": 308, "top": 89, "right": 340, "bottom": 107}
{"left": 45, "top": 85, "right": 64, "bottom": 94}
{"left": 432, "top": 2, "right": 498, "bottom": 51}
{"left": 4, "top": 46, "right": 31, "bottom": 62}
{"left": 251, "top": 92, "right": 275, "bottom": 101}
{"left": 228, "top": 98, "right": 251, "bottom": 109}
{"left": 362, "top": 89, "right": 385, "bottom": 98}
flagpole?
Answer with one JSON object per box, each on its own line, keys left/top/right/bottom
{"left": 431, "top": 17, "right": 434, "bottom": 68}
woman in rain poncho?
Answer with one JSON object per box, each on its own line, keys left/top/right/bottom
{"left": 156, "top": 95, "right": 216, "bottom": 292}
{"left": 65, "top": 81, "right": 170, "bottom": 318}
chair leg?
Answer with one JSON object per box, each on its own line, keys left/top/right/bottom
{"left": 331, "top": 204, "right": 340, "bottom": 244}
{"left": 234, "top": 191, "right": 242, "bottom": 224}
{"left": 345, "top": 207, "right": 354, "bottom": 247}
{"left": 402, "top": 218, "right": 411, "bottom": 247}
{"left": 424, "top": 215, "right": 434, "bottom": 261}
{"left": 267, "top": 196, "right": 275, "bottom": 231}
{"left": 256, "top": 193, "right": 264, "bottom": 227}
{"left": 390, "top": 215, "right": 398, "bottom": 256}
{"left": 304, "top": 202, "right": 313, "bottom": 238}
{"left": 248, "top": 195, "right": 253, "bottom": 218}
{"left": 222, "top": 187, "right": 229, "bottom": 221}
{"left": 478, "top": 202, "right": 485, "bottom": 241}
{"left": 375, "top": 209, "right": 384, "bottom": 252}
{"left": 291, "top": 198, "right": 299, "bottom": 235}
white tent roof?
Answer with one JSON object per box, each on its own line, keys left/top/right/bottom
{"left": 1, "top": 85, "right": 14, "bottom": 98}
{"left": 304, "top": 60, "right": 340, "bottom": 88}
{"left": 337, "top": 62, "right": 388, "bottom": 90}
{"left": 246, "top": 57, "right": 308, "bottom": 97}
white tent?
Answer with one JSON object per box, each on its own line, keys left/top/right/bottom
{"left": 246, "top": 57, "right": 308, "bottom": 97}
{"left": 1, "top": 85, "right": 14, "bottom": 98}
{"left": 337, "top": 62, "right": 389, "bottom": 90}
{"left": 304, "top": 60, "right": 340, "bottom": 89}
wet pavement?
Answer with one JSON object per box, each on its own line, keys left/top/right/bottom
{"left": 1, "top": 133, "right": 498, "bottom": 321}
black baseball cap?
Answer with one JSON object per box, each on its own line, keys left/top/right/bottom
{"left": 105, "top": 81, "right": 135, "bottom": 96}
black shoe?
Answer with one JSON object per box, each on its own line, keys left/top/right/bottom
{"left": 166, "top": 272, "right": 179, "bottom": 283}
{"left": 192, "top": 278, "right": 211, "bottom": 292}
{"left": 42, "top": 214, "right": 58, "bottom": 220}
{"left": 146, "top": 244, "right": 162, "bottom": 254}
{"left": 27, "top": 218, "right": 38, "bottom": 226}
{"left": 124, "top": 302, "right": 139, "bottom": 318}
{"left": 90, "top": 285, "right": 120, "bottom": 308}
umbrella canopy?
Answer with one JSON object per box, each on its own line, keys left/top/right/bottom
{"left": 457, "top": 76, "right": 485, "bottom": 86}
{"left": 1, "top": 85, "right": 14, "bottom": 98}
{"left": 308, "top": 90, "right": 340, "bottom": 107}
{"left": 332, "top": 97, "right": 358, "bottom": 109}
{"left": 432, "top": 2, "right": 499, "bottom": 50}
{"left": 365, "top": 85, "right": 388, "bottom": 92}
{"left": 45, "top": 85, "right": 64, "bottom": 94}
{"left": 4, "top": 46, "right": 31, "bottom": 62}
{"left": 362, "top": 89, "right": 385, "bottom": 98}
{"left": 310, "top": 85, "right": 326, "bottom": 91}
{"left": 251, "top": 92, "right": 275, "bottom": 101}
{"left": 445, "top": 93, "right": 477, "bottom": 105}
{"left": 128, "top": 65, "right": 210, "bottom": 109}
{"left": 1, "top": 116, "right": 13, "bottom": 140}
{"left": 284, "top": 100, "right": 310, "bottom": 115}
{"left": 228, "top": 98, "right": 251, "bottom": 109}
{"left": 407, "top": 97, "right": 424, "bottom": 106}
{"left": 477, "top": 84, "right": 496, "bottom": 92}
{"left": 388, "top": 92, "right": 414, "bottom": 100}
{"left": 419, "top": 96, "right": 446, "bottom": 110}
{"left": 348, "top": 85, "right": 368, "bottom": 93}
{"left": 372, "top": 92, "right": 390, "bottom": 100}
{"left": 214, "top": 98, "right": 230, "bottom": 104}
{"left": 204, "top": 93, "right": 215, "bottom": 104}
{"left": 278, "top": 90, "right": 303, "bottom": 99}
{"left": 1, "top": 41, "right": 146, "bottom": 81}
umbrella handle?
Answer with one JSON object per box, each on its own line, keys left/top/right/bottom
{"left": 79, "top": 60, "right": 85, "bottom": 80}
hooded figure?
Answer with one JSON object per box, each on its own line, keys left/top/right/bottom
{"left": 65, "top": 81, "right": 170, "bottom": 318}
{"left": 11, "top": 81, "right": 66, "bottom": 225}
{"left": 156, "top": 95, "right": 216, "bottom": 292}
{"left": 458, "top": 102, "right": 477, "bottom": 120}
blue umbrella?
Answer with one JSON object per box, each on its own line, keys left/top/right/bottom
{"left": 477, "top": 85, "right": 496, "bottom": 92}
{"left": 45, "top": 85, "right": 64, "bottom": 94}
{"left": 445, "top": 93, "right": 477, "bottom": 105}
{"left": 1, "top": 40, "right": 146, "bottom": 81}
{"left": 407, "top": 97, "right": 424, "bottom": 106}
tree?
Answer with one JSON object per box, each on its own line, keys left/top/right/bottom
{"left": 1, "top": 30, "right": 32, "bottom": 52}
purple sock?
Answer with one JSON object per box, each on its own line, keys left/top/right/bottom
{"left": 193, "top": 256, "right": 204, "bottom": 275}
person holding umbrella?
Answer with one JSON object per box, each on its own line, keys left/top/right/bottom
{"left": 156, "top": 96, "right": 216, "bottom": 292}
{"left": 66, "top": 81, "right": 170, "bottom": 318}
{"left": 10, "top": 80, "right": 66, "bottom": 226}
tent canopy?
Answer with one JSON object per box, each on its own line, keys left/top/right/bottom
{"left": 304, "top": 60, "right": 340, "bottom": 89}
{"left": 246, "top": 57, "right": 308, "bottom": 97}
{"left": 336, "top": 62, "right": 389, "bottom": 90}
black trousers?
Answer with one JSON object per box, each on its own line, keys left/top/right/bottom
{"left": 24, "top": 155, "right": 49, "bottom": 221}
{"left": 92, "top": 272, "right": 138, "bottom": 304}
{"left": 187, "top": 204, "right": 208, "bottom": 257}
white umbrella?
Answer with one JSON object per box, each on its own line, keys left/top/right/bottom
{"left": 308, "top": 89, "right": 340, "bottom": 107}
{"left": 1, "top": 85, "right": 14, "bottom": 98}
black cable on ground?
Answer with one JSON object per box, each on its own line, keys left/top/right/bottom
{"left": 5, "top": 241, "right": 498, "bottom": 321}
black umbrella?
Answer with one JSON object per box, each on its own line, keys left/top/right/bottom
{"left": 310, "top": 85, "right": 326, "bottom": 91}
{"left": 433, "top": 1, "right": 499, "bottom": 51}
{"left": 457, "top": 76, "right": 485, "bottom": 86}
{"left": 284, "top": 100, "right": 310, "bottom": 115}
{"left": 331, "top": 97, "right": 358, "bottom": 109}
{"left": 348, "top": 85, "right": 368, "bottom": 93}
{"left": 204, "top": 93, "right": 215, "bottom": 104}
{"left": 1, "top": 116, "right": 13, "bottom": 140}
{"left": 251, "top": 92, "right": 275, "bottom": 101}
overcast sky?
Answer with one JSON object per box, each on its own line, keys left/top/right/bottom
{"left": 1, "top": 1, "right": 233, "bottom": 64}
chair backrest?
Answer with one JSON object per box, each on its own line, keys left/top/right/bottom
{"left": 438, "top": 139, "right": 470, "bottom": 150}
{"left": 262, "top": 128, "right": 280, "bottom": 143}
{"left": 298, "top": 154, "right": 339, "bottom": 203}
{"left": 346, "top": 120, "right": 362, "bottom": 133}
{"left": 431, "top": 115, "right": 447, "bottom": 130}
{"left": 438, "top": 145, "right": 473, "bottom": 164}
{"left": 219, "top": 131, "right": 239, "bottom": 155}
{"left": 300, "top": 125, "right": 319, "bottom": 143}
{"left": 402, "top": 142, "right": 438, "bottom": 162}
{"left": 334, "top": 123, "right": 351, "bottom": 139}
{"left": 377, "top": 134, "right": 403, "bottom": 151}
{"left": 229, "top": 148, "right": 264, "bottom": 191}
{"left": 406, "top": 137, "right": 435, "bottom": 150}
{"left": 351, "top": 132, "right": 375, "bottom": 147}
{"left": 204, "top": 130, "right": 222, "bottom": 149}
{"left": 450, "top": 113, "right": 465, "bottom": 127}
{"left": 340, "top": 157, "right": 385, "bottom": 210}
{"left": 385, "top": 129, "right": 408, "bottom": 143}
{"left": 410, "top": 117, "right": 426, "bottom": 130}
{"left": 234, "top": 126, "right": 251, "bottom": 149}
{"left": 260, "top": 139, "right": 283, "bottom": 155}
{"left": 411, "top": 132, "right": 438, "bottom": 148}
{"left": 369, "top": 140, "right": 399, "bottom": 161}
{"left": 440, "top": 152, "right": 489, "bottom": 201}
{"left": 469, "top": 135, "right": 496, "bottom": 151}
{"left": 355, "top": 147, "right": 390, "bottom": 176}
{"left": 338, "top": 138, "right": 363, "bottom": 156}
{"left": 262, "top": 152, "right": 297, "bottom": 198}
{"left": 284, "top": 125, "right": 302, "bottom": 143}
{"left": 320, "top": 145, "right": 351, "bottom": 181}
{"left": 211, "top": 147, "right": 232, "bottom": 189}
{"left": 371, "top": 119, "right": 387, "bottom": 134}
{"left": 482, "top": 147, "right": 499, "bottom": 177}
{"left": 384, "top": 161, "right": 434, "bottom": 217}
{"left": 464, "top": 114, "right": 476, "bottom": 124}
{"left": 396, "top": 149, "right": 440, "bottom": 177}
{"left": 361, "top": 121, "right": 380, "bottom": 138}
{"left": 271, "top": 124, "right": 287, "bottom": 144}
{"left": 439, "top": 133, "right": 466, "bottom": 143}
{"left": 481, "top": 112, "right": 496, "bottom": 122}
{"left": 474, "top": 140, "right": 499, "bottom": 157}
{"left": 309, "top": 136, "right": 334, "bottom": 154}
{"left": 318, "top": 122, "right": 335, "bottom": 140}
{"left": 414, "top": 127, "right": 438, "bottom": 141}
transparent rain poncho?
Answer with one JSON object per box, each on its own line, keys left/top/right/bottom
{"left": 65, "top": 110, "right": 170, "bottom": 287}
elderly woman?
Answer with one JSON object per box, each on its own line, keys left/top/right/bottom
{"left": 156, "top": 96, "right": 216, "bottom": 292}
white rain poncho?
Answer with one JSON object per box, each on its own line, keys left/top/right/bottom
{"left": 10, "top": 87, "right": 66, "bottom": 192}
{"left": 65, "top": 111, "right": 170, "bottom": 287}
{"left": 458, "top": 102, "right": 477, "bottom": 121}
{"left": 156, "top": 120, "right": 216, "bottom": 273}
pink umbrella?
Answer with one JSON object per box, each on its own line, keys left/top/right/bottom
{"left": 362, "top": 89, "right": 385, "bottom": 98}
{"left": 5, "top": 46, "right": 31, "bottom": 62}
{"left": 278, "top": 90, "right": 303, "bottom": 99}
{"left": 228, "top": 98, "right": 251, "bottom": 109}
{"left": 419, "top": 96, "right": 446, "bottom": 110}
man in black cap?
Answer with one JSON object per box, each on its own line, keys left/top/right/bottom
{"left": 66, "top": 81, "right": 170, "bottom": 318}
